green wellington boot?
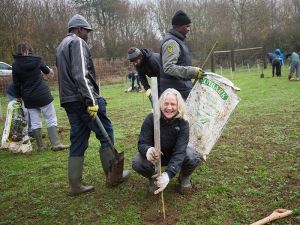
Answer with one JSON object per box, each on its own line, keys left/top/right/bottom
{"left": 32, "top": 128, "right": 44, "bottom": 151}
{"left": 47, "top": 126, "right": 69, "bottom": 151}
{"left": 178, "top": 173, "right": 192, "bottom": 194}
{"left": 68, "top": 157, "right": 95, "bottom": 196}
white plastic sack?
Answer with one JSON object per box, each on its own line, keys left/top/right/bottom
{"left": 1, "top": 100, "right": 32, "bottom": 153}
{"left": 186, "top": 72, "right": 240, "bottom": 161}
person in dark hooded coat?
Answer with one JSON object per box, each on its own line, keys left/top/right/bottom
{"left": 12, "top": 41, "right": 68, "bottom": 151}
{"left": 127, "top": 47, "right": 161, "bottom": 98}
{"left": 132, "top": 88, "right": 201, "bottom": 195}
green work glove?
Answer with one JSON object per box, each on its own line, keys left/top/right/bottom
{"left": 195, "top": 67, "right": 205, "bottom": 79}
{"left": 87, "top": 105, "right": 99, "bottom": 118}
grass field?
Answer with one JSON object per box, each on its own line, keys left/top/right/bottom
{"left": 0, "top": 68, "right": 299, "bottom": 225}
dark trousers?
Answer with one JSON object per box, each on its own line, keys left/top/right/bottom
{"left": 132, "top": 75, "right": 141, "bottom": 90}
{"left": 272, "top": 59, "right": 281, "bottom": 77}
{"left": 132, "top": 146, "right": 201, "bottom": 179}
{"left": 63, "top": 97, "right": 114, "bottom": 157}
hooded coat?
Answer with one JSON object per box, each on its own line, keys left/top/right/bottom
{"left": 12, "top": 54, "right": 53, "bottom": 108}
{"left": 135, "top": 48, "right": 161, "bottom": 91}
{"left": 138, "top": 113, "right": 189, "bottom": 179}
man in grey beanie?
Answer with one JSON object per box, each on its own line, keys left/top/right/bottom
{"left": 159, "top": 10, "right": 205, "bottom": 100}
{"left": 56, "top": 14, "right": 130, "bottom": 196}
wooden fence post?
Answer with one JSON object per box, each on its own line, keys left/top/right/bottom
{"left": 211, "top": 52, "right": 215, "bottom": 73}
{"left": 230, "top": 49, "right": 235, "bottom": 72}
{"left": 0, "top": 98, "right": 2, "bottom": 121}
{"left": 262, "top": 46, "right": 267, "bottom": 69}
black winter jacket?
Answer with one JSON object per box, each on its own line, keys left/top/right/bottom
{"left": 12, "top": 54, "right": 53, "bottom": 108}
{"left": 138, "top": 113, "right": 189, "bottom": 179}
{"left": 56, "top": 33, "right": 99, "bottom": 106}
{"left": 135, "top": 49, "right": 161, "bottom": 91}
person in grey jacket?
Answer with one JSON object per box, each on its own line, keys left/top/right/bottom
{"left": 286, "top": 51, "right": 300, "bottom": 80}
{"left": 132, "top": 88, "right": 201, "bottom": 194}
{"left": 56, "top": 14, "right": 130, "bottom": 196}
{"left": 127, "top": 47, "right": 161, "bottom": 98}
{"left": 160, "top": 10, "right": 205, "bottom": 100}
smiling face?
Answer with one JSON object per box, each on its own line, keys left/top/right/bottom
{"left": 162, "top": 94, "right": 178, "bottom": 119}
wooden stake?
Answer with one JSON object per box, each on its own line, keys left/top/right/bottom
{"left": 250, "top": 209, "right": 293, "bottom": 225}
{"left": 151, "top": 77, "right": 166, "bottom": 219}
{"left": 193, "top": 41, "right": 218, "bottom": 86}
{"left": 0, "top": 98, "right": 3, "bottom": 121}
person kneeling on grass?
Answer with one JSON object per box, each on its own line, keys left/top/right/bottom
{"left": 132, "top": 88, "right": 201, "bottom": 194}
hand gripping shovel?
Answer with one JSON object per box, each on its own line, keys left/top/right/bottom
{"left": 94, "top": 115, "right": 124, "bottom": 186}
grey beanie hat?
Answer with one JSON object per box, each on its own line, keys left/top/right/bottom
{"left": 127, "top": 47, "right": 142, "bottom": 61}
{"left": 68, "top": 14, "right": 93, "bottom": 31}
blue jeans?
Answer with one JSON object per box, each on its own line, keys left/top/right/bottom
{"left": 63, "top": 97, "right": 114, "bottom": 157}
{"left": 272, "top": 59, "right": 281, "bottom": 77}
{"left": 132, "top": 75, "right": 141, "bottom": 90}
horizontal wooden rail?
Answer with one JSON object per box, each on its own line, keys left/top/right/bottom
{"left": 214, "top": 47, "right": 263, "bottom": 54}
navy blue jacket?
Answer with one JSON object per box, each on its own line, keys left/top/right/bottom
{"left": 135, "top": 48, "right": 161, "bottom": 91}
{"left": 6, "top": 80, "right": 15, "bottom": 97}
{"left": 12, "top": 54, "right": 52, "bottom": 108}
{"left": 138, "top": 113, "right": 189, "bottom": 179}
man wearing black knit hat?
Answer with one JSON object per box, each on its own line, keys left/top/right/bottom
{"left": 155, "top": 10, "right": 203, "bottom": 194}
{"left": 159, "top": 10, "right": 205, "bottom": 100}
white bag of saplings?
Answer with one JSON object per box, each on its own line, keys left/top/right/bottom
{"left": 1, "top": 100, "right": 32, "bottom": 153}
{"left": 186, "top": 72, "right": 240, "bottom": 161}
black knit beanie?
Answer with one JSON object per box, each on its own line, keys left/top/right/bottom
{"left": 172, "top": 10, "right": 191, "bottom": 26}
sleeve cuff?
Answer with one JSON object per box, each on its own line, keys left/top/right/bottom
{"left": 165, "top": 170, "right": 175, "bottom": 179}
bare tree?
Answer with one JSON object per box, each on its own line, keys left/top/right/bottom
{"left": 1, "top": 0, "right": 300, "bottom": 63}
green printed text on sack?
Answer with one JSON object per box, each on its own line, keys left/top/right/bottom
{"left": 201, "top": 78, "right": 228, "bottom": 100}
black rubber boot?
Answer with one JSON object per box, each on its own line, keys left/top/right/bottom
{"left": 47, "top": 126, "right": 69, "bottom": 151}
{"left": 99, "top": 147, "right": 131, "bottom": 186}
{"left": 68, "top": 157, "right": 94, "bottom": 196}
{"left": 32, "top": 128, "right": 44, "bottom": 151}
{"left": 148, "top": 178, "right": 157, "bottom": 194}
{"left": 178, "top": 173, "right": 192, "bottom": 194}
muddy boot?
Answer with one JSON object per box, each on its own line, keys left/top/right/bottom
{"left": 148, "top": 178, "right": 157, "bottom": 194}
{"left": 47, "top": 126, "right": 69, "bottom": 151}
{"left": 32, "top": 128, "right": 44, "bottom": 151}
{"left": 68, "top": 157, "right": 94, "bottom": 196}
{"left": 100, "top": 147, "right": 131, "bottom": 186}
{"left": 178, "top": 173, "right": 192, "bottom": 194}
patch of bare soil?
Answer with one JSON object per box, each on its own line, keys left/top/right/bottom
{"left": 143, "top": 209, "right": 181, "bottom": 225}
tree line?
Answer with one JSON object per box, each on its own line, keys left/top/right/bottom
{"left": 1, "top": 0, "right": 300, "bottom": 64}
